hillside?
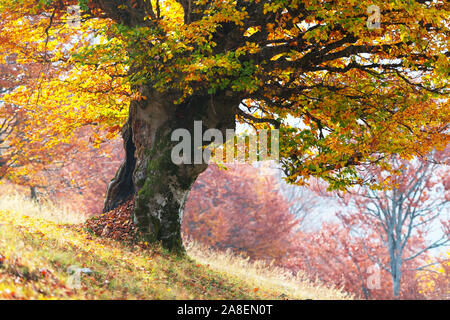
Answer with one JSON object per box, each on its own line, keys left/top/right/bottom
{"left": 0, "top": 192, "right": 351, "bottom": 300}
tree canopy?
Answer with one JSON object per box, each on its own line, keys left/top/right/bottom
{"left": 1, "top": 0, "right": 448, "bottom": 189}
{"left": 1, "top": 0, "right": 449, "bottom": 251}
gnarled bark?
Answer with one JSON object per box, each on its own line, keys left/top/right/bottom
{"left": 104, "top": 87, "right": 238, "bottom": 253}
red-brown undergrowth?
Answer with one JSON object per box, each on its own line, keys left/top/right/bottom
{"left": 85, "top": 198, "right": 138, "bottom": 243}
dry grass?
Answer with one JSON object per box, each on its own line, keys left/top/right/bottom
{"left": 186, "top": 240, "right": 353, "bottom": 300}
{"left": 0, "top": 184, "right": 352, "bottom": 300}
{"left": 0, "top": 182, "right": 88, "bottom": 224}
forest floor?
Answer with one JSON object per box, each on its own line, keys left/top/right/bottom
{"left": 0, "top": 191, "right": 351, "bottom": 300}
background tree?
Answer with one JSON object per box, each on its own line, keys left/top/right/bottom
{"left": 1, "top": 0, "right": 449, "bottom": 252}
{"left": 335, "top": 152, "right": 449, "bottom": 297}
{"left": 0, "top": 55, "right": 123, "bottom": 210}
{"left": 285, "top": 222, "right": 430, "bottom": 299}
{"left": 0, "top": 15, "right": 125, "bottom": 209}
{"left": 0, "top": 50, "right": 39, "bottom": 180}
{"left": 183, "top": 164, "right": 299, "bottom": 262}
{"left": 35, "top": 131, "right": 124, "bottom": 214}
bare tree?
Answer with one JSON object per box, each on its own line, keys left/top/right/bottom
{"left": 339, "top": 153, "right": 450, "bottom": 297}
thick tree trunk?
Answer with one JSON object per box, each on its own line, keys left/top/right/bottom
{"left": 104, "top": 87, "right": 238, "bottom": 253}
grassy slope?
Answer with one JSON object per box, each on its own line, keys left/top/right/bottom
{"left": 0, "top": 192, "right": 352, "bottom": 300}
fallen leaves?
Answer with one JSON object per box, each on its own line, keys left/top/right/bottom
{"left": 85, "top": 197, "right": 139, "bottom": 243}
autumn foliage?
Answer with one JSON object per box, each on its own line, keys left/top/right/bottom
{"left": 182, "top": 161, "right": 448, "bottom": 299}
{"left": 1, "top": 50, "right": 125, "bottom": 214}
{"left": 417, "top": 253, "right": 450, "bottom": 300}
{"left": 183, "top": 164, "right": 298, "bottom": 262}
{"left": 0, "top": 0, "right": 449, "bottom": 298}
{"left": 85, "top": 197, "right": 139, "bottom": 242}
{"left": 1, "top": 0, "right": 449, "bottom": 192}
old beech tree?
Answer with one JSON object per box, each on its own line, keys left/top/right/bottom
{"left": 0, "top": 0, "right": 448, "bottom": 252}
